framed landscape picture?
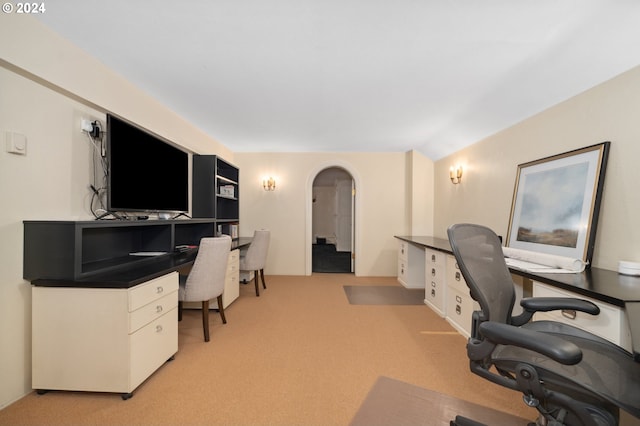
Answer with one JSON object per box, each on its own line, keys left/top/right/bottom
{"left": 506, "top": 142, "right": 610, "bottom": 266}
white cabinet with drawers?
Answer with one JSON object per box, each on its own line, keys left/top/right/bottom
{"left": 424, "top": 248, "right": 446, "bottom": 316}
{"left": 533, "top": 281, "right": 632, "bottom": 352}
{"left": 32, "top": 272, "right": 179, "bottom": 398}
{"left": 397, "top": 240, "right": 426, "bottom": 289}
{"left": 445, "top": 255, "right": 480, "bottom": 338}
{"left": 185, "top": 248, "right": 239, "bottom": 310}
{"left": 215, "top": 248, "right": 239, "bottom": 309}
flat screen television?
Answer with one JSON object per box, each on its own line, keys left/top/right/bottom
{"left": 107, "top": 114, "right": 189, "bottom": 214}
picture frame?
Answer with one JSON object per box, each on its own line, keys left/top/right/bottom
{"left": 506, "top": 142, "right": 610, "bottom": 266}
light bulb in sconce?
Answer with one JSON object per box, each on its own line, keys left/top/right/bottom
{"left": 450, "top": 166, "right": 463, "bottom": 184}
{"left": 263, "top": 176, "right": 276, "bottom": 191}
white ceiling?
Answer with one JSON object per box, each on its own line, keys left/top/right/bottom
{"left": 36, "top": 1, "right": 640, "bottom": 160}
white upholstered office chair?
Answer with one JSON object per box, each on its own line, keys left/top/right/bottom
{"left": 239, "top": 230, "right": 270, "bottom": 297}
{"left": 178, "top": 235, "right": 231, "bottom": 342}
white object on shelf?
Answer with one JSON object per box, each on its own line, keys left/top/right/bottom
{"left": 619, "top": 261, "right": 640, "bottom": 276}
{"left": 219, "top": 185, "right": 235, "bottom": 197}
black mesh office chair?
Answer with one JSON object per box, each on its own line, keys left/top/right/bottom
{"left": 447, "top": 223, "right": 640, "bottom": 426}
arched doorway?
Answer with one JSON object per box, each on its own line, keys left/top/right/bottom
{"left": 312, "top": 167, "right": 354, "bottom": 273}
{"left": 305, "top": 161, "right": 361, "bottom": 276}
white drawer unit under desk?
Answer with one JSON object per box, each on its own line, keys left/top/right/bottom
{"left": 32, "top": 272, "right": 179, "bottom": 399}
{"left": 424, "top": 248, "right": 446, "bottom": 317}
{"left": 397, "top": 240, "right": 426, "bottom": 289}
{"left": 445, "top": 255, "right": 480, "bottom": 338}
{"left": 532, "top": 281, "right": 633, "bottom": 352}
{"left": 183, "top": 248, "right": 239, "bottom": 310}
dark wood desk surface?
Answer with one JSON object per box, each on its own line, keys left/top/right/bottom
{"left": 395, "top": 235, "right": 640, "bottom": 358}
{"left": 32, "top": 237, "right": 252, "bottom": 289}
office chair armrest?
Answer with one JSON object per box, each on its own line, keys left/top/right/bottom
{"left": 479, "top": 321, "right": 583, "bottom": 365}
{"left": 520, "top": 297, "right": 600, "bottom": 315}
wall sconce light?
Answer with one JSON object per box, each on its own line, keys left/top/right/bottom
{"left": 263, "top": 176, "right": 276, "bottom": 191}
{"left": 449, "top": 166, "right": 463, "bottom": 184}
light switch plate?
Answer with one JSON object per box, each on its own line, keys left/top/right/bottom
{"left": 5, "top": 131, "right": 27, "bottom": 155}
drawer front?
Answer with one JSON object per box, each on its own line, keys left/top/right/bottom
{"left": 425, "top": 249, "right": 445, "bottom": 268}
{"left": 228, "top": 248, "right": 239, "bottom": 264}
{"left": 425, "top": 278, "right": 446, "bottom": 315}
{"left": 446, "top": 287, "right": 479, "bottom": 337}
{"left": 227, "top": 249, "right": 239, "bottom": 276}
{"left": 129, "top": 308, "right": 178, "bottom": 391}
{"left": 129, "top": 272, "right": 178, "bottom": 312}
{"left": 446, "top": 255, "right": 469, "bottom": 295}
{"left": 426, "top": 264, "right": 444, "bottom": 284}
{"left": 398, "top": 260, "right": 407, "bottom": 282}
{"left": 532, "top": 282, "right": 628, "bottom": 347}
{"left": 129, "top": 291, "right": 178, "bottom": 334}
{"left": 398, "top": 241, "right": 408, "bottom": 262}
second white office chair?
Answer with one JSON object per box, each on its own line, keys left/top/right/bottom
{"left": 178, "top": 235, "right": 231, "bottom": 342}
{"left": 239, "top": 229, "right": 270, "bottom": 296}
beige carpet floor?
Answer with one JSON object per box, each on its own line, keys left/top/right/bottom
{"left": 0, "top": 274, "right": 538, "bottom": 425}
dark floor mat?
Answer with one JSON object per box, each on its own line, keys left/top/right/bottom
{"left": 343, "top": 285, "right": 425, "bottom": 305}
{"left": 350, "top": 376, "right": 531, "bottom": 425}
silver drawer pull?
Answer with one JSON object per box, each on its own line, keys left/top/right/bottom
{"left": 456, "top": 305, "right": 461, "bottom": 315}
{"left": 156, "top": 286, "right": 164, "bottom": 294}
{"left": 431, "top": 289, "right": 436, "bottom": 297}
{"left": 431, "top": 281, "right": 436, "bottom": 287}
{"left": 156, "top": 325, "right": 163, "bottom": 333}
{"left": 156, "top": 305, "right": 163, "bottom": 313}
{"left": 431, "top": 268, "right": 436, "bottom": 276}
{"left": 431, "top": 254, "right": 436, "bottom": 262}
{"left": 562, "top": 309, "right": 577, "bottom": 320}
{"left": 455, "top": 271, "right": 461, "bottom": 281}
{"left": 456, "top": 295, "right": 462, "bottom": 303}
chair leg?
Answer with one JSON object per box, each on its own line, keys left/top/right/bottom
{"left": 178, "top": 301, "right": 183, "bottom": 321}
{"left": 201, "top": 300, "right": 210, "bottom": 342}
{"left": 217, "top": 295, "right": 227, "bottom": 324}
{"left": 260, "top": 268, "right": 266, "bottom": 289}
{"left": 254, "top": 270, "right": 260, "bottom": 297}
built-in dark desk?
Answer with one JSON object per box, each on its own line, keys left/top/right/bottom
{"left": 30, "top": 237, "right": 252, "bottom": 289}
{"left": 395, "top": 235, "right": 640, "bottom": 359}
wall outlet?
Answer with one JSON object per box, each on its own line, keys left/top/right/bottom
{"left": 80, "top": 118, "right": 93, "bottom": 133}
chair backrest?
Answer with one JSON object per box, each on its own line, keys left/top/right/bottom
{"left": 184, "top": 235, "right": 231, "bottom": 301}
{"left": 242, "top": 230, "right": 270, "bottom": 270}
{"left": 447, "top": 223, "right": 515, "bottom": 325}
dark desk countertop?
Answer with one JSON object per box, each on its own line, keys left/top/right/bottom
{"left": 31, "top": 237, "right": 252, "bottom": 289}
{"left": 395, "top": 235, "right": 640, "bottom": 307}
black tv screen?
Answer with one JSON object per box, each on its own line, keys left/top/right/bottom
{"left": 107, "top": 114, "right": 189, "bottom": 213}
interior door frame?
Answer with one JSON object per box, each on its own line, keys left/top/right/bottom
{"left": 305, "top": 160, "right": 362, "bottom": 276}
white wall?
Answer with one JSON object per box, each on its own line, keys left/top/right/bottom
{"left": 434, "top": 65, "right": 640, "bottom": 271}
{"left": 407, "top": 150, "right": 435, "bottom": 236}
{"left": 0, "top": 66, "right": 101, "bottom": 408}
{"left": 0, "top": 15, "right": 231, "bottom": 159}
{"left": 234, "top": 152, "right": 416, "bottom": 277}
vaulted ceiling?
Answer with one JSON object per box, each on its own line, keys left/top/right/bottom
{"left": 36, "top": 1, "right": 640, "bottom": 160}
